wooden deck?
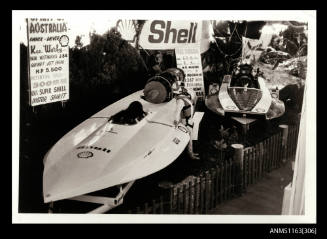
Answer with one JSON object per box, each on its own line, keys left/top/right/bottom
{"left": 208, "top": 160, "right": 294, "bottom": 215}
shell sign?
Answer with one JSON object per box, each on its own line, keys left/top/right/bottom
{"left": 116, "top": 20, "right": 138, "bottom": 48}
{"left": 115, "top": 20, "right": 213, "bottom": 53}
{"left": 138, "top": 20, "right": 211, "bottom": 53}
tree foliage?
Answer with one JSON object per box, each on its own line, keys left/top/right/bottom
{"left": 281, "top": 25, "right": 307, "bottom": 56}
{"left": 69, "top": 28, "right": 148, "bottom": 100}
{"left": 269, "top": 23, "right": 308, "bottom": 57}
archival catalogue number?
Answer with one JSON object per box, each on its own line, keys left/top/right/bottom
{"left": 269, "top": 227, "right": 317, "bottom": 235}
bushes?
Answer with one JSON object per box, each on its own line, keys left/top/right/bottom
{"left": 69, "top": 29, "right": 148, "bottom": 103}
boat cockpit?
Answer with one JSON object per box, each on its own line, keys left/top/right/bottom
{"left": 110, "top": 101, "right": 147, "bottom": 125}
{"left": 230, "top": 63, "right": 260, "bottom": 89}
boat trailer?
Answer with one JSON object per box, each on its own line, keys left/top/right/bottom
{"left": 48, "top": 180, "right": 135, "bottom": 214}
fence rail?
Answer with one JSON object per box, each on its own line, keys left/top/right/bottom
{"left": 127, "top": 124, "right": 300, "bottom": 214}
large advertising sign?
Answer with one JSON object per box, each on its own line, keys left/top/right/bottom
{"left": 138, "top": 20, "right": 202, "bottom": 50}
{"left": 27, "top": 18, "right": 69, "bottom": 106}
{"left": 139, "top": 20, "right": 209, "bottom": 99}
{"left": 175, "top": 45, "right": 205, "bottom": 100}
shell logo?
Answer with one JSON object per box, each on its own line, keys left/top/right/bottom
{"left": 59, "top": 35, "right": 69, "bottom": 47}
{"left": 226, "top": 105, "right": 237, "bottom": 110}
{"left": 116, "top": 20, "right": 137, "bottom": 46}
{"left": 77, "top": 151, "right": 94, "bottom": 159}
{"left": 254, "top": 108, "right": 265, "bottom": 113}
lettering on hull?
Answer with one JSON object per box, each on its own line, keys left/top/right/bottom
{"left": 76, "top": 145, "right": 111, "bottom": 154}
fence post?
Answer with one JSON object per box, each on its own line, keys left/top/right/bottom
{"left": 246, "top": 148, "right": 250, "bottom": 185}
{"left": 227, "top": 159, "right": 232, "bottom": 199}
{"left": 48, "top": 202, "right": 54, "bottom": 213}
{"left": 136, "top": 206, "right": 141, "bottom": 214}
{"left": 219, "top": 163, "right": 224, "bottom": 203}
{"left": 258, "top": 142, "right": 264, "bottom": 179}
{"left": 189, "top": 180, "right": 194, "bottom": 214}
{"left": 267, "top": 137, "right": 273, "bottom": 173}
{"left": 177, "top": 186, "right": 183, "bottom": 214}
{"left": 223, "top": 160, "right": 228, "bottom": 201}
{"left": 183, "top": 183, "right": 189, "bottom": 214}
{"left": 279, "top": 125, "right": 289, "bottom": 164}
{"left": 215, "top": 165, "right": 221, "bottom": 205}
{"left": 273, "top": 134, "right": 277, "bottom": 170}
{"left": 160, "top": 196, "right": 164, "bottom": 214}
{"left": 232, "top": 144, "right": 244, "bottom": 196}
{"left": 200, "top": 174, "right": 205, "bottom": 213}
{"left": 195, "top": 177, "right": 200, "bottom": 214}
{"left": 210, "top": 168, "right": 216, "bottom": 207}
{"left": 144, "top": 202, "right": 149, "bottom": 214}
{"left": 158, "top": 181, "right": 174, "bottom": 214}
{"left": 169, "top": 185, "right": 177, "bottom": 214}
{"left": 205, "top": 171, "right": 211, "bottom": 213}
{"left": 152, "top": 199, "right": 157, "bottom": 214}
{"left": 249, "top": 147, "right": 255, "bottom": 184}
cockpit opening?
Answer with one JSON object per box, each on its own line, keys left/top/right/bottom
{"left": 109, "top": 101, "right": 147, "bottom": 125}
{"left": 230, "top": 63, "right": 260, "bottom": 89}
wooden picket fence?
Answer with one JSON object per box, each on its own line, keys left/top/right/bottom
{"left": 127, "top": 124, "right": 300, "bottom": 214}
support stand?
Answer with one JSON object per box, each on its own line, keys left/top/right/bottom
{"left": 231, "top": 116, "right": 257, "bottom": 144}
{"left": 49, "top": 180, "right": 135, "bottom": 214}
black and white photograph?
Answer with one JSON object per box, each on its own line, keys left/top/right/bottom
{"left": 12, "top": 10, "right": 316, "bottom": 225}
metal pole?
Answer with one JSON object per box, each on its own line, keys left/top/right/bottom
{"left": 279, "top": 124, "right": 289, "bottom": 164}
{"left": 232, "top": 144, "right": 244, "bottom": 196}
{"left": 88, "top": 204, "right": 114, "bottom": 214}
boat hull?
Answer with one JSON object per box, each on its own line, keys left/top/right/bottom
{"left": 205, "top": 75, "right": 285, "bottom": 120}
{"left": 43, "top": 90, "right": 190, "bottom": 203}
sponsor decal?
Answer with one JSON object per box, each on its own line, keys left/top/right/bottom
{"left": 255, "top": 108, "right": 265, "bottom": 113}
{"left": 77, "top": 151, "right": 93, "bottom": 159}
{"left": 148, "top": 20, "right": 197, "bottom": 44}
{"left": 138, "top": 20, "right": 201, "bottom": 49}
{"left": 59, "top": 35, "right": 69, "bottom": 47}
{"left": 173, "top": 137, "right": 180, "bottom": 144}
{"left": 116, "top": 20, "right": 137, "bottom": 47}
{"left": 226, "top": 105, "right": 237, "bottom": 110}
{"left": 76, "top": 145, "right": 111, "bottom": 153}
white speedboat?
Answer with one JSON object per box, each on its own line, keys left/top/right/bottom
{"left": 205, "top": 63, "right": 285, "bottom": 120}
{"left": 43, "top": 70, "right": 191, "bottom": 212}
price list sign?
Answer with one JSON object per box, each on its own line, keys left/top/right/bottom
{"left": 27, "top": 18, "right": 69, "bottom": 106}
{"left": 175, "top": 46, "right": 205, "bottom": 100}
